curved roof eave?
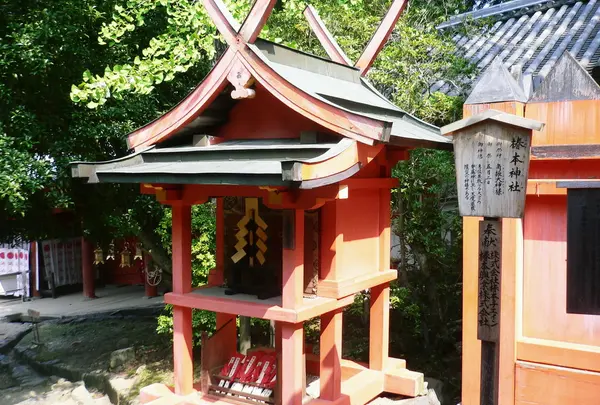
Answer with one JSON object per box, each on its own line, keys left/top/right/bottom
{"left": 126, "top": 49, "right": 238, "bottom": 151}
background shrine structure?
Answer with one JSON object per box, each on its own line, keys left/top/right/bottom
{"left": 433, "top": 1, "right": 600, "bottom": 403}
{"left": 72, "top": 1, "right": 451, "bottom": 404}
{"left": 457, "top": 54, "right": 600, "bottom": 404}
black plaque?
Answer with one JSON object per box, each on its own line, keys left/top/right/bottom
{"left": 567, "top": 189, "right": 600, "bottom": 315}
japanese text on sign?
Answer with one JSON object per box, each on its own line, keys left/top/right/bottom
{"left": 478, "top": 220, "right": 502, "bottom": 342}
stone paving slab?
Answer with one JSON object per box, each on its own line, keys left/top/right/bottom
{"left": 0, "top": 285, "right": 164, "bottom": 320}
{"left": 0, "top": 322, "right": 32, "bottom": 354}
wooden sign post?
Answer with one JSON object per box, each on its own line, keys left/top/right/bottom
{"left": 442, "top": 110, "right": 544, "bottom": 405}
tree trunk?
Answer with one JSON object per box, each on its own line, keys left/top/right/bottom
{"left": 239, "top": 316, "right": 251, "bottom": 354}
{"left": 137, "top": 229, "right": 173, "bottom": 287}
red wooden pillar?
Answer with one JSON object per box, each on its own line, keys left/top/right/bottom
{"left": 370, "top": 187, "right": 392, "bottom": 371}
{"left": 282, "top": 209, "right": 305, "bottom": 308}
{"left": 320, "top": 308, "right": 343, "bottom": 400}
{"left": 279, "top": 209, "right": 305, "bottom": 405}
{"left": 82, "top": 238, "right": 96, "bottom": 299}
{"left": 208, "top": 198, "right": 225, "bottom": 286}
{"left": 171, "top": 202, "right": 194, "bottom": 395}
{"left": 370, "top": 283, "right": 390, "bottom": 371}
{"left": 280, "top": 322, "right": 304, "bottom": 405}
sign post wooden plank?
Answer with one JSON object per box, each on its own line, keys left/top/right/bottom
{"left": 478, "top": 219, "right": 502, "bottom": 405}
{"left": 478, "top": 219, "right": 502, "bottom": 343}
{"left": 452, "top": 119, "right": 533, "bottom": 218}
{"left": 442, "top": 110, "right": 544, "bottom": 405}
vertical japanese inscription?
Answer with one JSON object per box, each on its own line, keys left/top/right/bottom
{"left": 455, "top": 125, "right": 531, "bottom": 218}
{"left": 508, "top": 135, "right": 526, "bottom": 193}
{"left": 478, "top": 219, "right": 502, "bottom": 342}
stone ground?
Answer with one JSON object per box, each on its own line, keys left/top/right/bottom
{"left": 0, "top": 285, "right": 164, "bottom": 320}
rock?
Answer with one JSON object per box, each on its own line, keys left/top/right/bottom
{"left": 305, "top": 376, "right": 320, "bottom": 398}
{"left": 135, "top": 364, "right": 147, "bottom": 375}
{"left": 424, "top": 378, "right": 444, "bottom": 405}
{"left": 109, "top": 347, "right": 135, "bottom": 370}
{"left": 93, "top": 396, "right": 113, "bottom": 405}
{"left": 117, "top": 338, "right": 129, "bottom": 348}
{"left": 369, "top": 389, "right": 440, "bottom": 405}
{"left": 52, "top": 377, "right": 74, "bottom": 391}
{"left": 110, "top": 376, "right": 136, "bottom": 393}
{"left": 71, "top": 383, "right": 95, "bottom": 405}
{"left": 110, "top": 375, "right": 137, "bottom": 404}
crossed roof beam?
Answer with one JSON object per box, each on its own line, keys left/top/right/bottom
{"left": 204, "top": 0, "right": 407, "bottom": 75}
{"left": 126, "top": 0, "right": 408, "bottom": 150}
{"left": 304, "top": 0, "right": 407, "bottom": 75}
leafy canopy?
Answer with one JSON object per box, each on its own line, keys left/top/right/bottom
{"left": 71, "top": 0, "right": 476, "bottom": 124}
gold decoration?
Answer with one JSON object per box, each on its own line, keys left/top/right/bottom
{"left": 106, "top": 240, "right": 116, "bottom": 261}
{"left": 134, "top": 243, "right": 143, "bottom": 261}
{"left": 93, "top": 245, "right": 104, "bottom": 265}
{"left": 231, "top": 198, "right": 268, "bottom": 266}
{"left": 120, "top": 242, "right": 132, "bottom": 268}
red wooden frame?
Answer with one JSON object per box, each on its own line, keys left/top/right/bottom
{"left": 303, "top": 5, "right": 352, "bottom": 65}
{"left": 355, "top": 0, "right": 408, "bottom": 76}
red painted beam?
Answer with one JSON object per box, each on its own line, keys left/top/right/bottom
{"left": 303, "top": 5, "right": 352, "bottom": 65}
{"left": 355, "top": 0, "right": 407, "bottom": 76}
{"left": 240, "top": 0, "right": 277, "bottom": 43}
{"left": 127, "top": 49, "right": 236, "bottom": 151}
{"left": 202, "top": 0, "right": 239, "bottom": 46}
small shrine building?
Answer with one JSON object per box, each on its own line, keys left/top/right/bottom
{"left": 456, "top": 53, "right": 600, "bottom": 405}
{"left": 72, "top": 1, "right": 451, "bottom": 405}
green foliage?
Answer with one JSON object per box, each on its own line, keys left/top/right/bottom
{"left": 157, "top": 203, "right": 217, "bottom": 285}
{"left": 70, "top": 0, "right": 476, "bottom": 122}
{"left": 0, "top": 129, "right": 53, "bottom": 216}
{"left": 71, "top": 0, "right": 251, "bottom": 105}
{"left": 391, "top": 149, "right": 463, "bottom": 397}
{"left": 156, "top": 304, "right": 217, "bottom": 345}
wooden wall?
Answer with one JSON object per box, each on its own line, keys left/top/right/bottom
{"left": 526, "top": 100, "right": 600, "bottom": 146}
{"left": 462, "top": 99, "right": 600, "bottom": 405}
{"left": 320, "top": 188, "right": 384, "bottom": 282}
{"left": 215, "top": 85, "right": 327, "bottom": 141}
{"left": 515, "top": 362, "right": 600, "bottom": 405}
{"left": 523, "top": 195, "right": 600, "bottom": 347}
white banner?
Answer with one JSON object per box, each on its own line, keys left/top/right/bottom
{"left": 0, "top": 242, "right": 30, "bottom": 297}
{"left": 0, "top": 243, "right": 30, "bottom": 277}
{"left": 41, "top": 238, "right": 83, "bottom": 288}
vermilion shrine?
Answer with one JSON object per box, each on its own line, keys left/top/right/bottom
{"left": 72, "top": 1, "right": 451, "bottom": 404}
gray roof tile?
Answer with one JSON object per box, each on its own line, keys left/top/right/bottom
{"left": 438, "top": 0, "right": 600, "bottom": 94}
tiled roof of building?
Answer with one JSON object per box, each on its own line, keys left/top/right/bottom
{"left": 434, "top": 0, "right": 600, "bottom": 95}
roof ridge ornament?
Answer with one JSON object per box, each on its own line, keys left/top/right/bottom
{"left": 465, "top": 56, "right": 529, "bottom": 105}
{"left": 303, "top": 0, "right": 408, "bottom": 76}
{"left": 202, "top": 0, "right": 276, "bottom": 47}
{"left": 228, "top": 59, "right": 256, "bottom": 99}
{"left": 529, "top": 51, "right": 600, "bottom": 102}
{"left": 124, "top": 0, "right": 434, "bottom": 151}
